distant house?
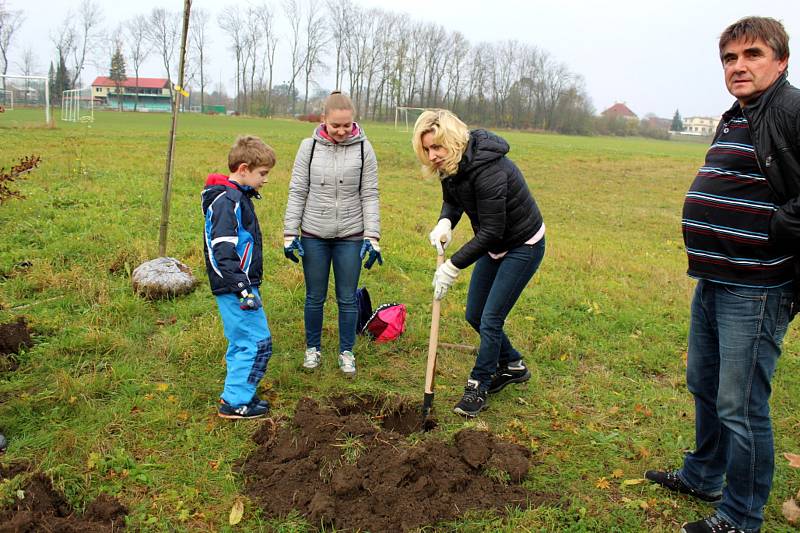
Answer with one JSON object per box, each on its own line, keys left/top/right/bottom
{"left": 683, "top": 116, "right": 720, "bottom": 136}
{"left": 645, "top": 116, "right": 672, "bottom": 130}
{"left": 90, "top": 77, "right": 174, "bottom": 112}
{"left": 601, "top": 102, "right": 638, "bottom": 120}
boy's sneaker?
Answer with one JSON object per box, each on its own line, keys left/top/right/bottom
{"left": 218, "top": 397, "right": 269, "bottom": 419}
{"left": 644, "top": 470, "right": 722, "bottom": 504}
{"left": 488, "top": 361, "right": 531, "bottom": 394}
{"left": 251, "top": 395, "right": 270, "bottom": 409}
{"left": 303, "top": 347, "right": 321, "bottom": 371}
{"left": 680, "top": 515, "right": 756, "bottom": 533}
{"left": 338, "top": 350, "right": 356, "bottom": 378}
{"left": 453, "top": 379, "right": 487, "bottom": 417}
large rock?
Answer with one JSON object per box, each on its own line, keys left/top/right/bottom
{"left": 132, "top": 257, "right": 198, "bottom": 299}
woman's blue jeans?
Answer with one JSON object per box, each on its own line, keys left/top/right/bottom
{"left": 301, "top": 237, "right": 362, "bottom": 353}
{"left": 465, "top": 239, "right": 545, "bottom": 389}
{"left": 679, "top": 279, "right": 792, "bottom": 531}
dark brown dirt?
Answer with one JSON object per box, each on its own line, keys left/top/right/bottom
{"left": 240, "top": 396, "right": 556, "bottom": 532}
{"left": 0, "top": 317, "right": 33, "bottom": 372}
{"left": 0, "top": 471, "right": 127, "bottom": 532}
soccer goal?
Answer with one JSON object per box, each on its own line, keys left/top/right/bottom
{"left": 394, "top": 106, "right": 431, "bottom": 132}
{"left": 62, "top": 87, "right": 94, "bottom": 123}
{"left": 0, "top": 75, "right": 50, "bottom": 125}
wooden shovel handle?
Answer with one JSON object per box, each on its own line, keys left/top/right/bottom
{"left": 424, "top": 252, "right": 445, "bottom": 395}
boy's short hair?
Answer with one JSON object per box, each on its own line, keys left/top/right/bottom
{"left": 228, "top": 135, "right": 276, "bottom": 172}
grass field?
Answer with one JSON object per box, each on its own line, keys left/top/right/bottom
{"left": 1, "top": 109, "right": 798, "bottom": 531}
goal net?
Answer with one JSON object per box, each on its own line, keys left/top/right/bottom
{"left": 62, "top": 87, "right": 94, "bottom": 123}
{"left": 394, "top": 107, "right": 431, "bottom": 132}
{"left": 0, "top": 75, "right": 50, "bottom": 126}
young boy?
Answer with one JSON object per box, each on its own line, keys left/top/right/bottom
{"left": 202, "top": 135, "right": 275, "bottom": 419}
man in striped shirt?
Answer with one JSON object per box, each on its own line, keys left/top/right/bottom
{"left": 646, "top": 17, "right": 800, "bottom": 533}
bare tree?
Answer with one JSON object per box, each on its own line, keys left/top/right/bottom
{"left": 283, "top": 0, "right": 306, "bottom": 114}
{"left": 189, "top": 8, "right": 209, "bottom": 111}
{"left": 325, "top": 0, "right": 352, "bottom": 90}
{"left": 218, "top": 6, "right": 245, "bottom": 113}
{"left": 15, "top": 46, "right": 35, "bottom": 75}
{"left": 68, "top": 0, "right": 103, "bottom": 88}
{"left": 0, "top": 0, "right": 24, "bottom": 81}
{"left": 301, "top": 0, "right": 327, "bottom": 114}
{"left": 242, "top": 7, "right": 263, "bottom": 114}
{"left": 125, "top": 15, "right": 151, "bottom": 112}
{"left": 254, "top": 3, "right": 277, "bottom": 115}
{"left": 443, "top": 31, "right": 468, "bottom": 113}
{"left": 147, "top": 8, "right": 180, "bottom": 91}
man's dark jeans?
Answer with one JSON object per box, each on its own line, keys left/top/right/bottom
{"left": 465, "top": 238, "right": 545, "bottom": 389}
{"left": 679, "top": 279, "right": 792, "bottom": 531}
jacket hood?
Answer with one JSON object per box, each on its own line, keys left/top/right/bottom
{"left": 313, "top": 122, "right": 366, "bottom": 146}
{"left": 203, "top": 173, "right": 260, "bottom": 199}
{"left": 205, "top": 173, "right": 236, "bottom": 188}
{"left": 456, "top": 129, "right": 510, "bottom": 176}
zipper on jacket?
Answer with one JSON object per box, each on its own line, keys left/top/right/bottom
{"left": 740, "top": 106, "right": 778, "bottom": 198}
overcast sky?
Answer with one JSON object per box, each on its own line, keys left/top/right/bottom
{"left": 5, "top": 0, "right": 799, "bottom": 118}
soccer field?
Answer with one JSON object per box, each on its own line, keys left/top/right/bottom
{"left": 1, "top": 111, "right": 798, "bottom": 531}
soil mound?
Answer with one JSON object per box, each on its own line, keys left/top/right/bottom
{"left": 0, "top": 317, "right": 33, "bottom": 372}
{"left": 241, "top": 396, "right": 553, "bottom": 532}
{"left": 0, "top": 471, "right": 127, "bottom": 532}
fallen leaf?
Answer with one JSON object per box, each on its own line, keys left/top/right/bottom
{"left": 595, "top": 477, "right": 610, "bottom": 490}
{"left": 16, "top": 490, "right": 24, "bottom": 500}
{"left": 611, "top": 469, "right": 624, "bottom": 479}
{"left": 156, "top": 383, "right": 169, "bottom": 392}
{"left": 782, "top": 498, "right": 800, "bottom": 524}
{"left": 784, "top": 452, "right": 800, "bottom": 468}
{"left": 68, "top": 396, "right": 77, "bottom": 404}
{"left": 608, "top": 406, "right": 620, "bottom": 415}
{"left": 637, "top": 446, "right": 651, "bottom": 459}
{"left": 622, "top": 478, "right": 645, "bottom": 486}
{"left": 229, "top": 499, "right": 244, "bottom": 525}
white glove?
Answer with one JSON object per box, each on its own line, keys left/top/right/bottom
{"left": 284, "top": 236, "right": 296, "bottom": 248}
{"left": 366, "top": 237, "right": 381, "bottom": 252}
{"left": 428, "top": 218, "right": 452, "bottom": 255}
{"left": 432, "top": 259, "right": 460, "bottom": 300}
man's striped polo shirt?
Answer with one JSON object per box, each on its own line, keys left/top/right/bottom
{"left": 681, "top": 108, "right": 793, "bottom": 287}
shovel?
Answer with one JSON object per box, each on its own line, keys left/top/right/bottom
{"left": 421, "top": 250, "right": 446, "bottom": 430}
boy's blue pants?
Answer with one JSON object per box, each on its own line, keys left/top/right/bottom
{"left": 215, "top": 288, "right": 272, "bottom": 406}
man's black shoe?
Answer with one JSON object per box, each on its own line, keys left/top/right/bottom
{"left": 645, "top": 470, "right": 722, "bottom": 504}
{"left": 488, "top": 361, "right": 531, "bottom": 394}
{"left": 680, "top": 515, "right": 757, "bottom": 533}
{"left": 453, "top": 379, "right": 487, "bottom": 417}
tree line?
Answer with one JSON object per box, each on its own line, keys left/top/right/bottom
{"left": 2, "top": 0, "right": 639, "bottom": 135}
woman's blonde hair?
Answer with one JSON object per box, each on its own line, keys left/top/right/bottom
{"left": 323, "top": 90, "right": 355, "bottom": 116}
{"left": 411, "top": 109, "right": 469, "bottom": 178}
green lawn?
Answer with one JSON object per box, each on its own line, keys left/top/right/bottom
{"left": 0, "top": 110, "right": 798, "bottom": 531}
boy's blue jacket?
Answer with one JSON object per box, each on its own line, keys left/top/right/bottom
{"left": 201, "top": 174, "right": 263, "bottom": 295}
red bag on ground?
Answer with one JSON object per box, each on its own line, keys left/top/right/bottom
{"left": 363, "top": 303, "right": 407, "bottom": 343}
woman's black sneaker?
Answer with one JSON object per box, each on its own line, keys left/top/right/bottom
{"left": 644, "top": 470, "right": 722, "bottom": 504}
{"left": 453, "top": 379, "right": 487, "bottom": 417}
{"left": 488, "top": 361, "right": 531, "bottom": 394}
